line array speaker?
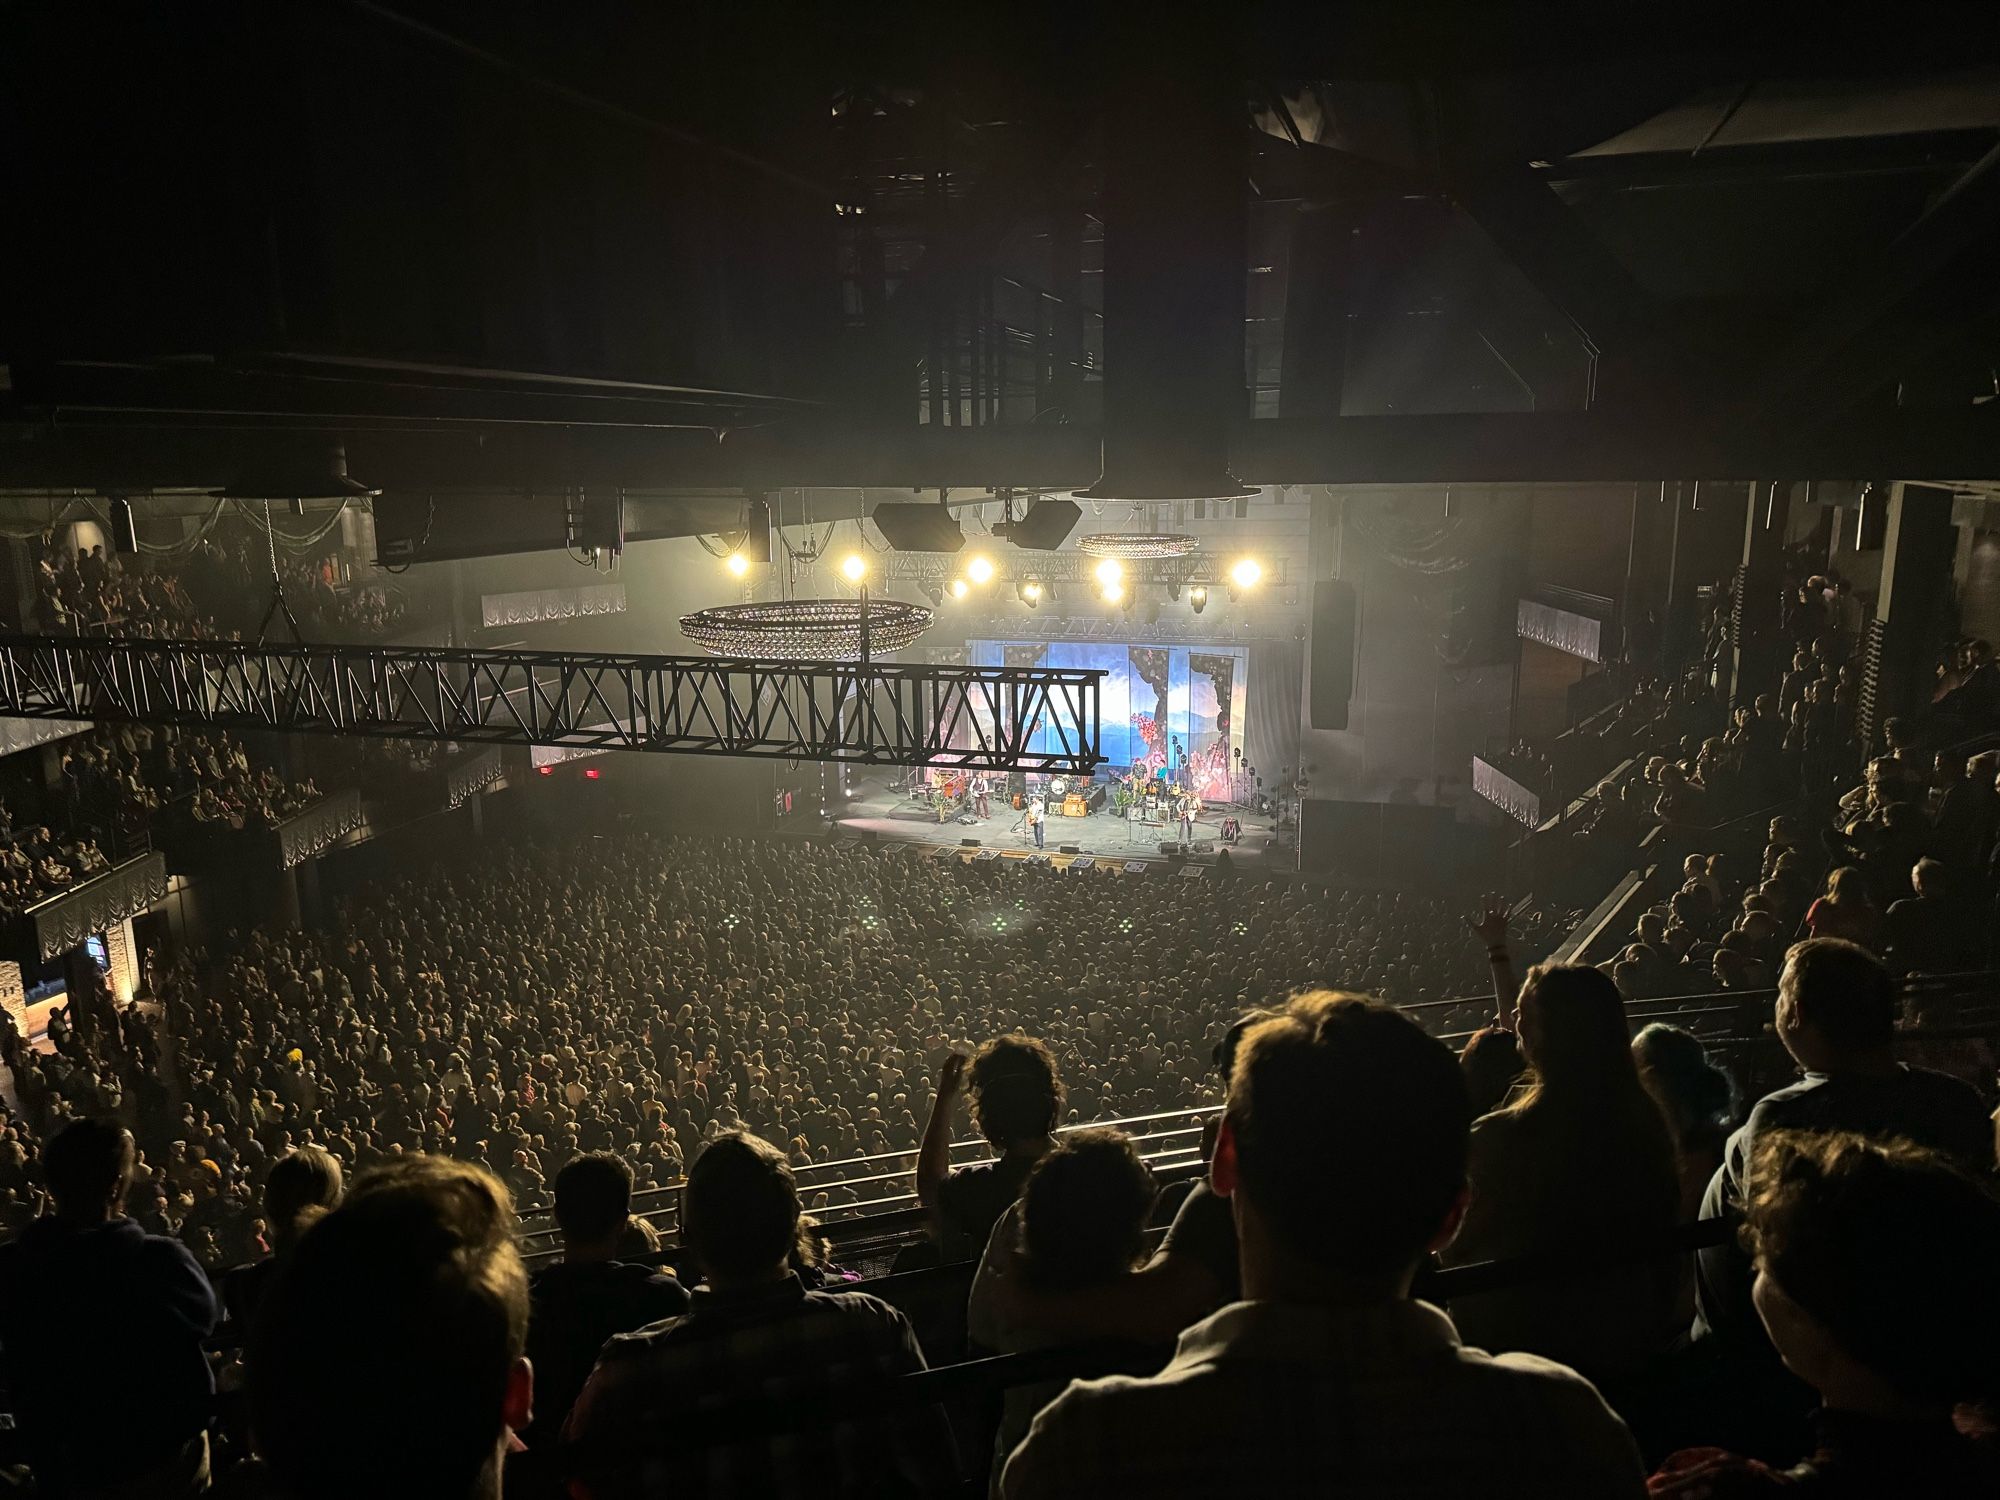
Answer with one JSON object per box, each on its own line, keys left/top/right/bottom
{"left": 1310, "top": 578, "right": 1358, "bottom": 731}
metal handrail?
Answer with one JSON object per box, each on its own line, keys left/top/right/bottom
{"left": 515, "top": 1104, "right": 1216, "bottom": 1224}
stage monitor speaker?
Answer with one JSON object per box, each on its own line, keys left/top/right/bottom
{"left": 1058, "top": 844, "right": 1081, "bottom": 855}
{"left": 1310, "top": 579, "right": 1358, "bottom": 730}
{"left": 871, "top": 502, "right": 965, "bottom": 552}
{"left": 997, "top": 498, "right": 1081, "bottom": 550}
{"left": 1158, "top": 842, "right": 1184, "bottom": 857}
{"left": 959, "top": 838, "right": 981, "bottom": 848}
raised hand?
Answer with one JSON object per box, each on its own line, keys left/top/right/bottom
{"left": 937, "top": 1051, "right": 970, "bottom": 1096}
{"left": 1467, "top": 904, "right": 1512, "bottom": 949}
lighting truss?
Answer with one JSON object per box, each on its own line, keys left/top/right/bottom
{"left": 0, "top": 635, "right": 1104, "bottom": 775}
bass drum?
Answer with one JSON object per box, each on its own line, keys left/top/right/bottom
{"left": 1047, "top": 777, "right": 1068, "bottom": 800}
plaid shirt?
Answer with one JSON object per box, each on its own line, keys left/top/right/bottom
{"left": 999, "top": 1298, "right": 1645, "bottom": 1500}
{"left": 564, "top": 1273, "right": 957, "bottom": 1499}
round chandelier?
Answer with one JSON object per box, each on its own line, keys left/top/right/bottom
{"left": 679, "top": 598, "right": 933, "bottom": 659}
{"left": 1078, "top": 533, "right": 1198, "bottom": 559}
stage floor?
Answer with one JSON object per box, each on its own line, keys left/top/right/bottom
{"left": 830, "top": 777, "right": 1286, "bottom": 868}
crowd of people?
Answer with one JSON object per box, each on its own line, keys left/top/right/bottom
{"left": 0, "top": 833, "right": 1564, "bottom": 1271}
{"left": 0, "top": 810, "right": 112, "bottom": 915}
{"left": 0, "top": 800, "right": 1987, "bottom": 1496}
{"left": 0, "top": 926, "right": 1993, "bottom": 1498}
{"left": 0, "top": 724, "right": 329, "bottom": 910}
{"left": 30, "top": 527, "right": 410, "bottom": 644}
{"left": 35, "top": 543, "right": 215, "bottom": 638}
{"left": 1, "top": 530, "right": 1998, "bottom": 1493}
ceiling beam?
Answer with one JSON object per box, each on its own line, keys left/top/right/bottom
{"left": 5, "top": 405, "right": 1995, "bottom": 492}
{"left": 1445, "top": 165, "right": 1706, "bottom": 407}
{"left": 1732, "top": 138, "right": 2000, "bottom": 434}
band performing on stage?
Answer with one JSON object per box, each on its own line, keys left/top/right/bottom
{"left": 903, "top": 748, "right": 1240, "bottom": 851}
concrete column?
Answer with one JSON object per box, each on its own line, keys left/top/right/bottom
{"left": 1730, "top": 480, "right": 1793, "bottom": 709}
{"left": 1859, "top": 482, "right": 1959, "bottom": 744}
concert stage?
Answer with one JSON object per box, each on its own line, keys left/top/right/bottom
{"left": 829, "top": 775, "right": 1286, "bottom": 868}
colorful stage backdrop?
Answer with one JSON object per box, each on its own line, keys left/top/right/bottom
{"left": 967, "top": 640, "right": 1249, "bottom": 797}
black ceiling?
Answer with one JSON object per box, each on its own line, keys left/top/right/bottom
{"left": 3, "top": 0, "right": 1999, "bottom": 490}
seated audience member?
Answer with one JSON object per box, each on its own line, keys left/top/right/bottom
{"left": 969, "top": 1128, "right": 1159, "bottom": 1483}
{"left": 959, "top": 1013, "right": 1263, "bottom": 1352}
{"left": 1443, "top": 965, "right": 1684, "bottom": 1383}
{"left": 918, "top": 1035, "right": 1064, "bottom": 1259}
{"left": 1882, "top": 858, "right": 1983, "bottom": 974}
{"left": 224, "top": 1143, "right": 344, "bottom": 1330}
{"left": 1932, "top": 751, "right": 1999, "bottom": 873}
{"left": 525, "top": 1153, "right": 689, "bottom": 1442}
{"left": 1696, "top": 940, "right": 1995, "bottom": 1350}
{"left": 1000, "top": 993, "right": 1646, "bottom": 1499}
{"left": 1632, "top": 1024, "right": 1739, "bottom": 1221}
{"left": 249, "top": 1155, "right": 532, "bottom": 1500}
{"left": 1656, "top": 1132, "right": 2000, "bottom": 1498}
{"left": 0, "top": 1118, "right": 218, "bottom": 1499}
{"left": 1802, "top": 867, "right": 1878, "bottom": 951}
{"left": 567, "top": 1132, "right": 956, "bottom": 1499}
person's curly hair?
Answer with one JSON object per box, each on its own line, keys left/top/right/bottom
{"left": 1744, "top": 1130, "right": 2000, "bottom": 1407}
{"left": 966, "top": 1034, "right": 1065, "bottom": 1147}
{"left": 1020, "top": 1128, "right": 1156, "bottom": 1290}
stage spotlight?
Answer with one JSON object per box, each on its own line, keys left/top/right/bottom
{"left": 1018, "top": 578, "right": 1043, "bottom": 607}
{"left": 536, "top": 765, "right": 554, "bottom": 777}
{"left": 1100, "top": 578, "right": 1124, "bottom": 605}
{"left": 1167, "top": 581, "right": 1182, "bottom": 602}
{"left": 1229, "top": 557, "right": 1263, "bottom": 590}
{"left": 949, "top": 577, "right": 970, "bottom": 599}
{"left": 725, "top": 551, "right": 751, "bottom": 578}
{"left": 1189, "top": 585, "right": 1208, "bottom": 614}
{"left": 584, "top": 766, "right": 602, "bottom": 780}
{"left": 966, "top": 554, "right": 995, "bottom": 586}
{"left": 1093, "top": 557, "right": 1124, "bottom": 588}
{"left": 840, "top": 553, "right": 869, "bottom": 583}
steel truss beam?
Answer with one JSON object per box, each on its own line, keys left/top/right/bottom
{"left": 0, "top": 636, "right": 1104, "bottom": 775}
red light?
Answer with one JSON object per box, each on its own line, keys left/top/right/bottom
{"left": 584, "top": 767, "right": 601, "bottom": 780}
{"left": 537, "top": 765, "right": 554, "bottom": 776}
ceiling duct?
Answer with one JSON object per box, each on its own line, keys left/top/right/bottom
{"left": 218, "top": 444, "right": 380, "bottom": 501}
{"left": 1079, "top": 23, "right": 1253, "bottom": 503}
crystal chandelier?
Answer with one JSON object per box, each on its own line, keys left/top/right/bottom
{"left": 679, "top": 598, "right": 933, "bottom": 659}
{"left": 1077, "top": 533, "right": 1198, "bottom": 559}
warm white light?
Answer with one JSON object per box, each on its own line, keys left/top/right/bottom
{"left": 1094, "top": 557, "right": 1124, "bottom": 587}
{"left": 725, "top": 552, "right": 751, "bottom": 577}
{"left": 1021, "top": 580, "right": 1043, "bottom": 602}
{"left": 1100, "top": 579, "right": 1124, "bottom": 604}
{"left": 1229, "top": 557, "right": 1263, "bottom": 589}
{"left": 949, "top": 577, "right": 969, "bottom": 599}
{"left": 966, "top": 554, "right": 994, "bottom": 586}
{"left": 840, "top": 553, "right": 869, "bottom": 583}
